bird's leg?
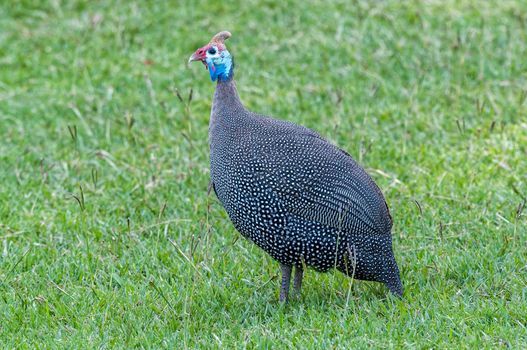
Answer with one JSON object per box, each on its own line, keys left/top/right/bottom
{"left": 293, "top": 265, "right": 303, "bottom": 297}
{"left": 279, "top": 264, "right": 292, "bottom": 303}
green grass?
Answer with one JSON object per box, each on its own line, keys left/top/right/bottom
{"left": 1, "top": 0, "right": 526, "bottom": 348}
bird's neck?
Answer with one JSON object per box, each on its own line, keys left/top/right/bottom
{"left": 211, "top": 77, "right": 246, "bottom": 122}
{"left": 209, "top": 78, "right": 248, "bottom": 149}
{"left": 213, "top": 77, "right": 243, "bottom": 108}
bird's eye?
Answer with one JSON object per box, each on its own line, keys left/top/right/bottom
{"left": 208, "top": 47, "right": 217, "bottom": 55}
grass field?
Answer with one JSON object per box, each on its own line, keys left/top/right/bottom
{"left": 1, "top": 0, "right": 526, "bottom": 348}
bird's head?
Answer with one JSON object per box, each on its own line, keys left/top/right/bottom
{"left": 188, "top": 31, "right": 233, "bottom": 82}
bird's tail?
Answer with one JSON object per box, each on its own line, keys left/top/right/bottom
{"left": 383, "top": 254, "right": 403, "bottom": 297}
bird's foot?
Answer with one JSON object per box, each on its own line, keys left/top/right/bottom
{"left": 279, "top": 264, "right": 292, "bottom": 303}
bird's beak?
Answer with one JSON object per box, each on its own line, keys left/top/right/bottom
{"left": 188, "top": 52, "right": 201, "bottom": 64}
{"left": 188, "top": 50, "right": 209, "bottom": 70}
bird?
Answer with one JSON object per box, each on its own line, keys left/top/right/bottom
{"left": 188, "top": 31, "right": 403, "bottom": 301}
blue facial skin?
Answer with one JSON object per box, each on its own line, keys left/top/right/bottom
{"left": 205, "top": 49, "right": 233, "bottom": 82}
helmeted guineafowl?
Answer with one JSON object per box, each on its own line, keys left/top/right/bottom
{"left": 189, "top": 31, "right": 403, "bottom": 301}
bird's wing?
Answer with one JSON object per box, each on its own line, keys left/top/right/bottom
{"left": 258, "top": 131, "right": 392, "bottom": 235}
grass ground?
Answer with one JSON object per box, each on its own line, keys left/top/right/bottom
{"left": 1, "top": 0, "right": 526, "bottom": 348}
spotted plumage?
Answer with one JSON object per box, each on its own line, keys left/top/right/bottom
{"left": 189, "top": 31, "right": 403, "bottom": 301}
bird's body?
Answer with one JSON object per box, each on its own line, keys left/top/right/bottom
{"left": 190, "top": 31, "right": 403, "bottom": 300}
